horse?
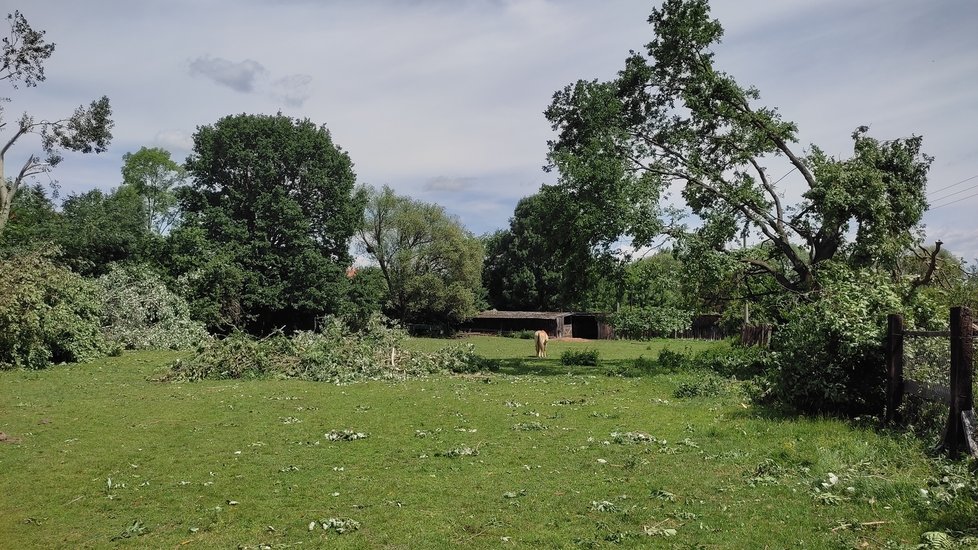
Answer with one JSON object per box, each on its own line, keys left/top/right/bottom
{"left": 534, "top": 330, "right": 549, "bottom": 358}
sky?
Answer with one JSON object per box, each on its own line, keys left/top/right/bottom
{"left": 4, "top": 0, "right": 978, "bottom": 259}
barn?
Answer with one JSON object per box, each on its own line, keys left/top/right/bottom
{"left": 463, "top": 311, "right": 614, "bottom": 339}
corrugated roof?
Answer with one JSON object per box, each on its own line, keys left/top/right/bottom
{"left": 472, "top": 310, "right": 571, "bottom": 320}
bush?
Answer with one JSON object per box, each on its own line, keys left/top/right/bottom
{"left": 507, "top": 330, "right": 537, "bottom": 340}
{"left": 657, "top": 348, "right": 690, "bottom": 372}
{"left": 690, "top": 345, "right": 774, "bottom": 379}
{"left": 772, "top": 264, "right": 902, "bottom": 415}
{"left": 673, "top": 374, "right": 730, "bottom": 398}
{"left": 0, "top": 249, "right": 107, "bottom": 369}
{"left": 98, "top": 264, "right": 209, "bottom": 350}
{"left": 610, "top": 306, "right": 692, "bottom": 340}
{"left": 560, "top": 348, "right": 600, "bottom": 366}
{"left": 163, "top": 314, "right": 493, "bottom": 383}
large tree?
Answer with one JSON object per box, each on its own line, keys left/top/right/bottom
{"left": 56, "top": 186, "right": 151, "bottom": 276}
{"left": 121, "top": 146, "right": 186, "bottom": 234}
{"left": 357, "top": 185, "right": 483, "bottom": 326}
{"left": 0, "top": 11, "right": 113, "bottom": 235}
{"left": 483, "top": 185, "right": 615, "bottom": 311}
{"left": 544, "top": 0, "right": 933, "bottom": 299}
{"left": 180, "top": 113, "right": 363, "bottom": 333}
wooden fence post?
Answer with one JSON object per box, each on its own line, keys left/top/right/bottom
{"left": 940, "top": 307, "right": 977, "bottom": 457}
{"left": 885, "top": 314, "right": 904, "bottom": 424}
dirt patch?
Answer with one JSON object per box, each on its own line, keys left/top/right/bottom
{"left": 0, "top": 432, "right": 22, "bottom": 444}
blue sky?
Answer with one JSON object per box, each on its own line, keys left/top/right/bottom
{"left": 5, "top": 0, "right": 978, "bottom": 259}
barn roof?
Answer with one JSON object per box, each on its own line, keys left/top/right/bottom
{"left": 472, "top": 310, "right": 571, "bottom": 320}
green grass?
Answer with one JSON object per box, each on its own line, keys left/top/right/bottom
{"left": 0, "top": 337, "right": 969, "bottom": 548}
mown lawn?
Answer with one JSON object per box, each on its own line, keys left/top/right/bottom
{"left": 0, "top": 337, "right": 966, "bottom": 548}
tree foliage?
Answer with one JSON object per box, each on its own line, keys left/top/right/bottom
{"left": 56, "top": 186, "right": 153, "bottom": 276}
{"left": 544, "top": 0, "right": 932, "bottom": 298}
{"left": 179, "top": 113, "right": 363, "bottom": 333}
{"left": 0, "top": 249, "right": 106, "bottom": 369}
{"left": 121, "top": 146, "right": 186, "bottom": 234}
{"left": 483, "top": 185, "right": 615, "bottom": 311}
{"left": 0, "top": 11, "right": 113, "bottom": 236}
{"left": 97, "top": 263, "right": 208, "bottom": 350}
{"left": 358, "top": 185, "right": 483, "bottom": 326}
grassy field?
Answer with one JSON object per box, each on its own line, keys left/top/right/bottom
{"left": 0, "top": 336, "right": 969, "bottom": 548}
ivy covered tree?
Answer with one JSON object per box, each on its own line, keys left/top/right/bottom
{"left": 357, "top": 185, "right": 484, "bottom": 326}
{"left": 178, "top": 113, "right": 364, "bottom": 333}
{"left": 0, "top": 10, "right": 113, "bottom": 236}
{"left": 544, "top": 0, "right": 933, "bottom": 299}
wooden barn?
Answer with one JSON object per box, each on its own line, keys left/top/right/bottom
{"left": 463, "top": 311, "right": 614, "bottom": 339}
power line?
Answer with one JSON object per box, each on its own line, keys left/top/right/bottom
{"left": 930, "top": 189, "right": 978, "bottom": 210}
{"left": 927, "top": 174, "right": 978, "bottom": 196}
{"left": 928, "top": 182, "right": 978, "bottom": 204}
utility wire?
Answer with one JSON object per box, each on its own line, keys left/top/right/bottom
{"left": 928, "top": 182, "right": 978, "bottom": 204}
{"left": 930, "top": 189, "right": 978, "bottom": 210}
{"left": 927, "top": 174, "right": 978, "bottom": 196}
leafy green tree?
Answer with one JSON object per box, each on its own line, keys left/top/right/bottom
{"left": 0, "top": 183, "right": 58, "bottom": 252}
{"left": 180, "top": 113, "right": 363, "bottom": 333}
{"left": 339, "top": 266, "right": 387, "bottom": 331}
{"left": 56, "top": 186, "right": 153, "bottom": 276}
{"left": 0, "top": 249, "right": 106, "bottom": 369}
{"left": 358, "top": 185, "right": 484, "bottom": 326}
{"left": 622, "top": 252, "right": 683, "bottom": 309}
{"left": 121, "top": 146, "right": 186, "bottom": 234}
{"left": 483, "top": 185, "right": 615, "bottom": 311}
{"left": 0, "top": 10, "right": 113, "bottom": 236}
{"left": 544, "top": 0, "right": 933, "bottom": 297}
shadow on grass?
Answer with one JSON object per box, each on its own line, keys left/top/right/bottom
{"left": 490, "top": 357, "right": 669, "bottom": 377}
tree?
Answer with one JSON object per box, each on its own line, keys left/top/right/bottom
{"left": 544, "top": 0, "right": 933, "bottom": 299}
{"left": 358, "top": 185, "right": 484, "bottom": 326}
{"left": 0, "top": 248, "right": 107, "bottom": 369}
{"left": 56, "top": 186, "right": 152, "bottom": 276}
{"left": 0, "top": 11, "right": 113, "bottom": 236}
{"left": 180, "top": 113, "right": 363, "bottom": 333}
{"left": 0, "top": 183, "right": 57, "bottom": 252}
{"left": 121, "top": 146, "right": 186, "bottom": 234}
{"left": 483, "top": 185, "right": 617, "bottom": 311}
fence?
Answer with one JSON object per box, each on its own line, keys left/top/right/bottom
{"left": 740, "top": 324, "right": 773, "bottom": 347}
{"left": 885, "top": 306, "right": 976, "bottom": 457}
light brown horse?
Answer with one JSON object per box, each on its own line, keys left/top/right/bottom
{"left": 534, "top": 330, "right": 549, "bottom": 358}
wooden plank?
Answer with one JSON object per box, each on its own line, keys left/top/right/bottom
{"left": 904, "top": 379, "right": 950, "bottom": 403}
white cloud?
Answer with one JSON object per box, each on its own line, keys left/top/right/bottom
{"left": 153, "top": 130, "right": 194, "bottom": 154}
{"left": 271, "top": 74, "right": 313, "bottom": 107}
{"left": 424, "top": 176, "right": 473, "bottom": 192}
{"left": 6, "top": 0, "right": 975, "bottom": 258}
{"left": 188, "top": 56, "right": 267, "bottom": 92}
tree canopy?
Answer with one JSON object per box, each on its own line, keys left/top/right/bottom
{"left": 358, "top": 185, "right": 484, "bottom": 326}
{"left": 483, "top": 185, "right": 615, "bottom": 311}
{"left": 0, "top": 11, "right": 113, "bottom": 236}
{"left": 121, "top": 146, "right": 186, "bottom": 234}
{"left": 178, "top": 113, "right": 364, "bottom": 333}
{"left": 544, "top": 0, "right": 933, "bottom": 299}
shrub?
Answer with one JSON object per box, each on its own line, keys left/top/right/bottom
{"left": 772, "top": 264, "right": 902, "bottom": 415}
{"left": 657, "top": 348, "right": 691, "bottom": 372}
{"left": 0, "top": 249, "right": 107, "bottom": 369}
{"left": 507, "top": 329, "right": 537, "bottom": 340}
{"left": 98, "top": 264, "right": 209, "bottom": 350}
{"left": 163, "top": 314, "right": 493, "bottom": 383}
{"left": 673, "top": 374, "right": 729, "bottom": 398}
{"left": 560, "top": 348, "right": 600, "bottom": 366}
{"left": 691, "top": 345, "right": 774, "bottom": 379}
{"left": 610, "top": 306, "right": 692, "bottom": 340}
